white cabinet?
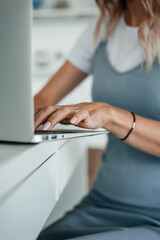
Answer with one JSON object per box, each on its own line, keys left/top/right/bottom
{"left": 0, "top": 152, "right": 58, "bottom": 240}
{"left": 0, "top": 139, "right": 87, "bottom": 240}
{"left": 58, "top": 139, "right": 85, "bottom": 195}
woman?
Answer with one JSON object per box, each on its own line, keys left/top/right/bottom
{"left": 36, "top": 0, "right": 160, "bottom": 239}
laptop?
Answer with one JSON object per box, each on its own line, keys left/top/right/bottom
{"left": 0, "top": 0, "right": 109, "bottom": 143}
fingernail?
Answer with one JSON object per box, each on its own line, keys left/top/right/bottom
{"left": 43, "top": 122, "right": 51, "bottom": 130}
{"left": 70, "top": 117, "right": 77, "bottom": 124}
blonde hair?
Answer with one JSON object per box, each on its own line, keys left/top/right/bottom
{"left": 95, "top": 0, "right": 160, "bottom": 70}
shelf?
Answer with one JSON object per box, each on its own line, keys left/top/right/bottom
{"left": 33, "top": 8, "right": 99, "bottom": 19}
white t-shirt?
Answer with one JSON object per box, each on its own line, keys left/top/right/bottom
{"left": 68, "top": 17, "right": 145, "bottom": 74}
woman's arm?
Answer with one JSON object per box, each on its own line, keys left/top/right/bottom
{"left": 34, "top": 102, "right": 160, "bottom": 157}
{"left": 34, "top": 61, "right": 87, "bottom": 111}
{"left": 105, "top": 106, "right": 160, "bottom": 157}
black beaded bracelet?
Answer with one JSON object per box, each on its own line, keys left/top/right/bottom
{"left": 120, "top": 112, "right": 136, "bottom": 141}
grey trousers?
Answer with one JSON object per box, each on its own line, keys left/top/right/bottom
{"left": 37, "top": 190, "right": 160, "bottom": 240}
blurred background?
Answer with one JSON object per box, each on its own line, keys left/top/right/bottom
{"left": 33, "top": 0, "right": 96, "bottom": 11}
{"left": 32, "top": 0, "right": 97, "bottom": 96}
{"left": 32, "top": 0, "right": 107, "bottom": 229}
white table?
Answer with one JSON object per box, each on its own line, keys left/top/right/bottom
{"left": 0, "top": 138, "right": 87, "bottom": 240}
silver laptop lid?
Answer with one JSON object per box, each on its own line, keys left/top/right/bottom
{"left": 0, "top": 0, "right": 34, "bottom": 142}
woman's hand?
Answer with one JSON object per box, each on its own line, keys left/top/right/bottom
{"left": 34, "top": 100, "right": 160, "bottom": 157}
{"left": 34, "top": 102, "right": 111, "bottom": 131}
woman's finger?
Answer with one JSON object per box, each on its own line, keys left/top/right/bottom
{"left": 70, "top": 110, "right": 89, "bottom": 125}
{"left": 43, "top": 106, "right": 75, "bottom": 131}
{"left": 34, "top": 105, "right": 60, "bottom": 130}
